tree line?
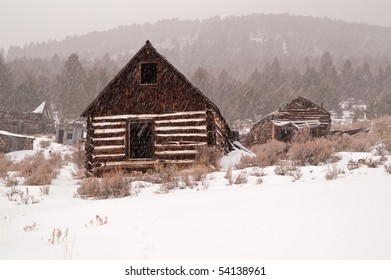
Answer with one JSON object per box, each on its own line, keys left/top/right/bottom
{"left": 1, "top": 52, "right": 391, "bottom": 124}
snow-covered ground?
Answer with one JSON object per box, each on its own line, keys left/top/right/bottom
{"left": 1, "top": 139, "right": 391, "bottom": 260}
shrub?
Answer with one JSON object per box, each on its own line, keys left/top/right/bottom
{"left": 5, "top": 174, "right": 18, "bottom": 187}
{"left": 291, "top": 127, "right": 313, "bottom": 143}
{"left": 39, "top": 140, "right": 51, "bottom": 149}
{"left": 39, "top": 186, "right": 50, "bottom": 196}
{"left": 6, "top": 187, "right": 39, "bottom": 205}
{"left": 274, "top": 161, "right": 299, "bottom": 176}
{"left": 77, "top": 170, "right": 131, "bottom": 199}
{"left": 250, "top": 167, "right": 266, "bottom": 177}
{"left": 363, "top": 158, "right": 382, "bottom": 168}
{"left": 0, "top": 154, "right": 12, "bottom": 179}
{"left": 234, "top": 171, "right": 248, "bottom": 185}
{"left": 288, "top": 138, "right": 334, "bottom": 165}
{"left": 194, "top": 146, "right": 222, "bottom": 170}
{"left": 385, "top": 164, "right": 391, "bottom": 174}
{"left": 155, "top": 164, "right": 179, "bottom": 184}
{"left": 71, "top": 143, "right": 85, "bottom": 169}
{"left": 189, "top": 165, "right": 209, "bottom": 182}
{"left": 235, "top": 154, "right": 256, "bottom": 169}
{"left": 225, "top": 165, "right": 234, "bottom": 185}
{"left": 325, "top": 164, "right": 344, "bottom": 180}
{"left": 288, "top": 168, "right": 303, "bottom": 182}
{"left": 245, "top": 140, "right": 288, "bottom": 168}
{"left": 17, "top": 152, "right": 64, "bottom": 186}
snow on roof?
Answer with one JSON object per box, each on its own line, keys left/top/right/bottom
{"left": 32, "top": 102, "right": 46, "bottom": 114}
{"left": 0, "top": 130, "right": 35, "bottom": 139}
{"left": 271, "top": 120, "right": 321, "bottom": 129}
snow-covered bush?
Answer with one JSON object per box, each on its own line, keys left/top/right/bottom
{"left": 274, "top": 161, "right": 299, "bottom": 175}
{"left": 288, "top": 168, "right": 303, "bottom": 182}
{"left": 6, "top": 187, "right": 39, "bottom": 205}
{"left": 250, "top": 167, "right": 266, "bottom": 177}
{"left": 288, "top": 138, "right": 333, "bottom": 165}
{"left": 234, "top": 171, "right": 248, "bottom": 185}
{"left": 77, "top": 170, "right": 131, "bottom": 199}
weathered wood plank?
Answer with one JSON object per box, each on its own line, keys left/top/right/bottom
{"left": 156, "top": 135, "right": 207, "bottom": 143}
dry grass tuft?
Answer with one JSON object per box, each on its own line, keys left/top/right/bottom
{"left": 77, "top": 169, "right": 131, "bottom": 199}
{"left": 238, "top": 140, "right": 288, "bottom": 169}
{"left": 274, "top": 161, "right": 299, "bottom": 176}
{"left": 0, "top": 154, "right": 13, "bottom": 179}
{"left": 39, "top": 186, "right": 50, "bottom": 196}
{"left": 385, "top": 163, "right": 391, "bottom": 174}
{"left": 194, "top": 146, "right": 222, "bottom": 171}
{"left": 234, "top": 171, "right": 248, "bottom": 185}
{"left": 325, "top": 164, "right": 344, "bottom": 180}
{"left": 39, "top": 140, "right": 51, "bottom": 149}
{"left": 288, "top": 138, "right": 334, "bottom": 165}
{"left": 225, "top": 165, "right": 234, "bottom": 185}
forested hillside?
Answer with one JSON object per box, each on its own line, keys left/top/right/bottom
{"left": 1, "top": 14, "right": 391, "bottom": 122}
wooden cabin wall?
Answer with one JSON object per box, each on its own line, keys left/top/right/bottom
{"left": 0, "top": 134, "right": 34, "bottom": 153}
{"left": 0, "top": 111, "right": 54, "bottom": 135}
{"left": 247, "top": 103, "right": 331, "bottom": 147}
{"left": 86, "top": 111, "right": 209, "bottom": 175}
{"left": 208, "top": 109, "right": 232, "bottom": 152}
{"left": 275, "top": 107, "right": 331, "bottom": 135}
{"left": 246, "top": 117, "right": 274, "bottom": 146}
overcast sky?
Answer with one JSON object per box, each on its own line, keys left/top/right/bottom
{"left": 1, "top": 0, "right": 391, "bottom": 50}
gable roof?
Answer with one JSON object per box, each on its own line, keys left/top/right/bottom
{"left": 81, "top": 41, "right": 224, "bottom": 118}
{"left": 252, "top": 96, "right": 330, "bottom": 126}
{"left": 31, "top": 101, "right": 53, "bottom": 119}
{"left": 283, "top": 96, "right": 329, "bottom": 114}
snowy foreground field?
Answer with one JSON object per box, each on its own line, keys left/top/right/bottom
{"left": 1, "top": 140, "right": 391, "bottom": 260}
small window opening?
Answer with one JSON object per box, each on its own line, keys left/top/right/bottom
{"left": 66, "top": 133, "right": 73, "bottom": 140}
{"left": 140, "top": 63, "right": 157, "bottom": 84}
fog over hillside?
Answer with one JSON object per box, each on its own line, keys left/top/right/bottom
{"left": 2, "top": 14, "right": 391, "bottom": 122}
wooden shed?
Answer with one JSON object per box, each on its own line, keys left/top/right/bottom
{"left": 55, "top": 120, "right": 85, "bottom": 145}
{"left": 0, "top": 102, "right": 54, "bottom": 135}
{"left": 246, "top": 97, "right": 331, "bottom": 146}
{"left": 81, "top": 41, "right": 233, "bottom": 175}
{"left": 0, "top": 130, "right": 35, "bottom": 153}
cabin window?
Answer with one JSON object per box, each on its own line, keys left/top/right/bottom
{"left": 140, "top": 63, "right": 157, "bottom": 84}
{"left": 66, "top": 133, "right": 73, "bottom": 140}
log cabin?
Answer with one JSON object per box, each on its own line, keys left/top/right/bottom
{"left": 246, "top": 97, "right": 331, "bottom": 146}
{"left": 81, "top": 41, "right": 234, "bottom": 176}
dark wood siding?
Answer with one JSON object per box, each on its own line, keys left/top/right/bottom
{"left": 246, "top": 97, "right": 331, "bottom": 146}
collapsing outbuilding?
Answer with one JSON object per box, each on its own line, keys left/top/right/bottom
{"left": 0, "top": 102, "right": 54, "bottom": 135}
{"left": 0, "top": 130, "right": 35, "bottom": 153}
{"left": 246, "top": 97, "right": 331, "bottom": 146}
{"left": 81, "top": 41, "right": 234, "bottom": 176}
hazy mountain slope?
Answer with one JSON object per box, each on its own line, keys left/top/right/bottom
{"left": 6, "top": 14, "right": 391, "bottom": 74}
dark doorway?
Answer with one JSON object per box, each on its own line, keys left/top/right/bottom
{"left": 128, "top": 122, "right": 154, "bottom": 159}
{"left": 58, "top": 130, "right": 64, "bottom": 144}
